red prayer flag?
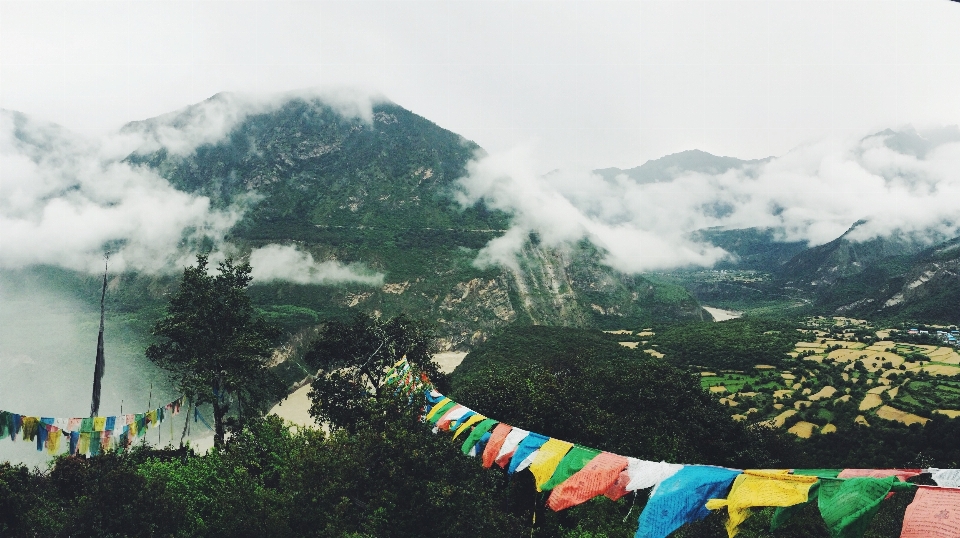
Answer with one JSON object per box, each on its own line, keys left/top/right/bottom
{"left": 900, "top": 486, "right": 960, "bottom": 538}
{"left": 547, "top": 452, "right": 629, "bottom": 511}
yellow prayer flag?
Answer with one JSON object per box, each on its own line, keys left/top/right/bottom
{"left": 93, "top": 417, "right": 106, "bottom": 432}
{"left": 705, "top": 470, "right": 817, "bottom": 538}
{"left": 77, "top": 432, "right": 90, "bottom": 455}
{"left": 529, "top": 439, "right": 574, "bottom": 491}
{"left": 425, "top": 398, "right": 452, "bottom": 421}
{"left": 453, "top": 414, "right": 486, "bottom": 440}
{"left": 46, "top": 429, "right": 62, "bottom": 454}
{"left": 147, "top": 410, "right": 158, "bottom": 427}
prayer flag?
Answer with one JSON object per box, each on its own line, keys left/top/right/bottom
{"left": 817, "top": 476, "right": 914, "bottom": 538}
{"left": 705, "top": 470, "right": 817, "bottom": 537}
{"left": 482, "top": 424, "right": 513, "bottom": 469}
{"left": 770, "top": 469, "right": 841, "bottom": 530}
{"left": 547, "top": 452, "right": 629, "bottom": 511}
{"left": 635, "top": 465, "right": 741, "bottom": 538}
{"left": 460, "top": 419, "right": 498, "bottom": 455}
{"left": 900, "top": 486, "right": 960, "bottom": 538}
{"left": 495, "top": 428, "right": 529, "bottom": 468}
{"left": 929, "top": 469, "right": 960, "bottom": 488}
{"left": 453, "top": 414, "right": 487, "bottom": 440}
{"left": 605, "top": 458, "right": 684, "bottom": 501}
{"left": 448, "top": 411, "right": 478, "bottom": 432}
{"left": 508, "top": 432, "right": 548, "bottom": 474}
{"left": 425, "top": 398, "right": 453, "bottom": 422}
{"left": 436, "top": 406, "right": 468, "bottom": 431}
{"left": 540, "top": 445, "right": 600, "bottom": 492}
{"left": 529, "top": 439, "right": 574, "bottom": 491}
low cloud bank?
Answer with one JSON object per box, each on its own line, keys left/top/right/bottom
{"left": 0, "top": 110, "right": 244, "bottom": 274}
{"left": 455, "top": 127, "right": 960, "bottom": 273}
{"left": 0, "top": 88, "right": 384, "bottom": 280}
{"left": 249, "top": 244, "right": 384, "bottom": 286}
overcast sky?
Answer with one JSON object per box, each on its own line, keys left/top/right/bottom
{"left": 3, "top": 0, "right": 959, "bottom": 171}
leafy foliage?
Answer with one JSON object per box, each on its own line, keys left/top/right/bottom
{"left": 452, "top": 326, "right": 791, "bottom": 468}
{"left": 146, "top": 254, "right": 284, "bottom": 447}
{"left": 650, "top": 318, "right": 797, "bottom": 370}
{"left": 305, "top": 312, "right": 446, "bottom": 431}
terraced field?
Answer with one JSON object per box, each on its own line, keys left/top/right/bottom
{"left": 698, "top": 317, "right": 960, "bottom": 437}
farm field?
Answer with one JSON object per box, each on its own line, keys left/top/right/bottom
{"left": 693, "top": 316, "right": 960, "bottom": 437}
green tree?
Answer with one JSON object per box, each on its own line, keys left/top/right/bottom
{"left": 305, "top": 312, "right": 443, "bottom": 431}
{"left": 146, "top": 254, "right": 283, "bottom": 448}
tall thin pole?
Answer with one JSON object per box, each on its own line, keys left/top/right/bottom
{"left": 90, "top": 256, "right": 108, "bottom": 418}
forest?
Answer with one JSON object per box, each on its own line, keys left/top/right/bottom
{"left": 3, "top": 322, "right": 958, "bottom": 537}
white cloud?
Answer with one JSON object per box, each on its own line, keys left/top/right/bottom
{"left": 0, "top": 88, "right": 384, "bottom": 279}
{"left": 455, "top": 127, "right": 960, "bottom": 272}
{"left": 123, "top": 88, "right": 382, "bottom": 157}
{"left": 0, "top": 110, "right": 244, "bottom": 274}
{"left": 249, "top": 244, "right": 384, "bottom": 286}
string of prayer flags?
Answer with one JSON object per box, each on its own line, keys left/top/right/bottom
{"left": 529, "top": 438, "right": 574, "bottom": 491}
{"left": 547, "top": 452, "right": 629, "bottom": 511}
{"left": 400, "top": 380, "right": 960, "bottom": 538}
{"left": 900, "top": 486, "right": 960, "bottom": 538}
{"left": 635, "top": 465, "right": 741, "bottom": 538}
{"left": 705, "top": 470, "right": 818, "bottom": 538}
{"left": 817, "top": 476, "right": 915, "bottom": 538}
{"left": 928, "top": 468, "right": 960, "bottom": 488}
{"left": 0, "top": 396, "right": 184, "bottom": 456}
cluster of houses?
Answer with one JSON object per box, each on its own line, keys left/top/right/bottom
{"left": 935, "top": 330, "right": 960, "bottom": 346}
{"left": 910, "top": 327, "right": 960, "bottom": 346}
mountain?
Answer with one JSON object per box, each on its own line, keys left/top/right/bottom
{"left": 593, "top": 149, "right": 769, "bottom": 184}
{"left": 764, "top": 221, "right": 959, "bottom": 323}
{"left": 690, "top": 227, "right": 808, "bottom": 272}
{"left": 120, "top": 94, "right": 706, "bottom": 350}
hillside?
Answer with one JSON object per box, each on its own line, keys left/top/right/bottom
{"left": 775, "top": 224, "right": 960, "bottom": 323}
{"left": 119, "top": 94, "right": 706, "bottom": 349}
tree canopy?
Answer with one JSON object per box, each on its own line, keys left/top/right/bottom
{"left": 305, "top": 312, "right": 445, "bottom": 431}
{"left": 146, "top": 254, "right": 283, "bottom": 447}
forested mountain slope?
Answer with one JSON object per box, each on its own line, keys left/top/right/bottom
{"left": 123, "top": 94, "right": 704, "bottom": 348}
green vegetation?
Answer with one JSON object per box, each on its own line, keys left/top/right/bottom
{"left": 7, "top": 321, "right": 957, "bottom": 538}
{"left": 304, "top": 312, "right": 445, "bottom": 431}
{"left": 649, "top": 318, "right": 797, "bottom": 370}
{"left": 146, "top": 255, "right": 284, "bottom": 448}
{"left": 452, "top": 326, "right": 787, "bottom": 468}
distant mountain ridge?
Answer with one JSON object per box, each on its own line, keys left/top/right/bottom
{"left": 593, "top": 149, "right": 769, "bottom": 184}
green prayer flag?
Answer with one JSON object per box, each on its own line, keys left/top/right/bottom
{"left": 80, "top": 417, "right": 93, "bottom": 433}
{"left": 539, "top": 445, "right": 601, "bottom": 491}
{"left": 770, "top": 470, "right": 842, "bottom": 530}
{"left": 460, "top": 419, "right": 498, "bottom": 455}
{"left": 817, "top": 476, "right": 914, "bottom": 538}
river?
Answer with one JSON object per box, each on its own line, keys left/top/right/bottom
{"left": 702, "top": 306, "right": 743, "bottom": 322}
